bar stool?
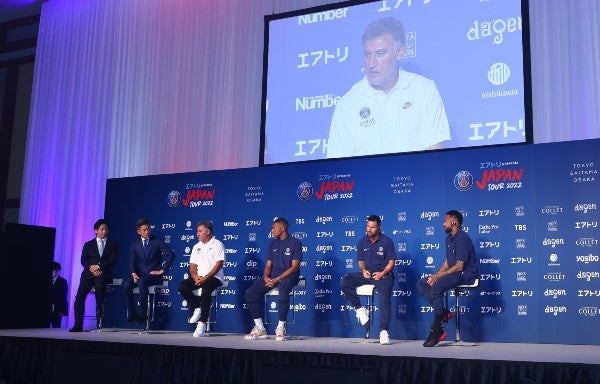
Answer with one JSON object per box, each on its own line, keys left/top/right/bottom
{"left": 344, "top": 284, "right": 376, "bottom": 339}
{"left": 445, "top": 278, "right": 479, "bottom": 346}
{"left": 89, "top": 278, "right": 122, "bottom": 332}
{"left": 132, "top": 280, "right": 169, "bottom": 333}
{"left": 264, "top": 277, "right": 306, "bottom": 325}
{"left": 190, "top": 279, "right": 229, "bottom": 333}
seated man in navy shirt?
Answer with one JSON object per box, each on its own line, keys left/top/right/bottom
{"left": 417, "top": 210, "right": 478, "bottom": 347}
{"left": 244, "top": 217, "right": 302, "bottom": 341}
{"left": 341, "top": 214, "right": 396, "bottom": 345}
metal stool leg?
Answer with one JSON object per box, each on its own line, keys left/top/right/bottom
{"left": 145, "top": 289, "right": 153, "bottom": 331}
{"left": 206, "top": 288, "right": 218, "bottom": 333}
{"left": 454, "top": 287, "right": 461, "bottom": 342}
{"left": 446, "top": 279, "right": 479, "bottom": 347}
{"left": 96, "top": 301, "right": 104, "bottom": 330}
{"left": 135, "top": 283, "right": 166, "bottom": 335}
{"left": 365, "top": 292, "right": 373, "bottom": 339}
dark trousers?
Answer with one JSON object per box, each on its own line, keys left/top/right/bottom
{"left": 178, "top": 276, "right": 222, "bottom": 323}
{"left": 245, "top": 276, "right": 298, "bottom": 322}
{"left": 49, "top": 311, "right": 63, "bottom": 328}
{"left": 73, "top": 274, "right": 110, "bottom": 328}
{"left": 340, "top": 272, "right": 394, "bottom": 331}
{"left": 416, "top": 272, "right": 467, "bottom": 315}
{"left": 123, "top": 274, "right": 163, "bottom": 315}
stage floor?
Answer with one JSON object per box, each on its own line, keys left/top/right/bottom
{"left": 1, "top": 328, "right": 598, "bottom": 365}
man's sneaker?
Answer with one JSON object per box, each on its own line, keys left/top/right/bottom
{"left": 379, "top": 330, "right": 390, "bottom": 345}
{"left": 423, "top": 328, "right": 447, "bottom": 347}
{"left": 193, "top": 322, "right": 206, "bottom": 337}
{"left": 189, "top": 308, "right": 202, "bottom": 323}
{"left": 275, "top": 326, "right": 286, "bottom": 341}
{"left": 442, "top": 308, "right": 453, "bottom": 324}
{"left": 356, "top": 307, "right": 369, "bottom": 325}
{"left": 244, "top": 326, "right": 267, "bottom": 340}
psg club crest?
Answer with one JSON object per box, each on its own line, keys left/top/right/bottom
{"left": 167, "top": 190, "right": 181, "bottom": 207}
{"left": 454, "top": 171, "right": 473, "bottom": 192}
{"left": 297, "top": 182, "right": 313, "bottom": 201}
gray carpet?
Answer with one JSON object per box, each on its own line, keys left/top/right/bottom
{"left": 1, "top": 328, "right": 598, "bottom": 365}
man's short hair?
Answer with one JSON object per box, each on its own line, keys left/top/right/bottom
{"left": 446, "top": 210, "right": 463, "bottom": 226}
{"left": 197, "top": 220, "right": 213, "bottom": 233}
{"left": 363, "top": 17, "right": 406, "bottom": 48}
{"left": 273, "top": 217, "right": 289, "bottom": 231}
{"left": 52, "top": 261, "right": 61, "bottom": 271}
{"left": 94, "top": 219, "right": 109, "bottom": 230}
{"left": 136, "top": 218, "right": 151, "bottom": 229}
{"left": 366, "top": 214, "right": 382, "bottom": 226}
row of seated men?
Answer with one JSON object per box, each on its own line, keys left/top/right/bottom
{"left": 68, "top": 212, "right": 477, "bottom": 347}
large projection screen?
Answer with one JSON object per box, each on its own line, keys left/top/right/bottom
{"left": 260, "top": 0, "right": 532, "bottom": 165}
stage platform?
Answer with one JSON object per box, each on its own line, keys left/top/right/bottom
{"left": 1, "top": 328, "right": 599, "bottom": 383}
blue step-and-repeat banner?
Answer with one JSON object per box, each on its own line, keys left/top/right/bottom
{"left": 102, "top": 139, "right": 600, "bottom": 344}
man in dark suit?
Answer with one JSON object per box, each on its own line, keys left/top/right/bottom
{"left": 50, "top": 261, "right": 68, "bottom": 328}
{"left": 69, "top": 219, "right": 118, "bottom": 332}
{"left": 123, "top": 218, "right": 175, "bottom": 322}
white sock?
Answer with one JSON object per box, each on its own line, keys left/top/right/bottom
{"left": 278, "top": 320, "right": 286, "bottom": 328}
{"left": 253, "top": 318, "right": 265, "bottom": 330}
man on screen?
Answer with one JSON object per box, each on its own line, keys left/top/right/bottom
{"left": 327, "top": 17, "right": 450, "bottom": 159}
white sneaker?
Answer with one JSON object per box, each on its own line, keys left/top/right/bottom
{"left": 356, "top": 307, "right": 369, "bottom": 325}
{"left": 275, "top": 326, "right": 286, "bottom": 341}
{"left": 379, "top": 330, "right": 390, "bottom": 345}
{"left": 189, "top": 308, "right": 202, "bottom": 323}
{"left": 193, "top": 322, "right": 206, "bottom": 337}
{"left": 244, "top": 326, "right": 267, "bottom": 340}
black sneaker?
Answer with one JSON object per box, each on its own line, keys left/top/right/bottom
{"left": 423, "top": 328, "right": 447, "bottom": 347}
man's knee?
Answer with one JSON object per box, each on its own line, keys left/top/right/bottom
{"left": 340, "top": 275, "right": 353, "bottom": 291}
{"left": 177, "top": 281, "right": 189, "bottom": 294}
{"left": 245, "top": 288, "right": 256, "bottom": 303}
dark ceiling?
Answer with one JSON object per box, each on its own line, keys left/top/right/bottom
{"left": 0, "top": 0, "right": 44, "bottom": 23}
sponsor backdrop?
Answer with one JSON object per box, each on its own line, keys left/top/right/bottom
{"left": 102, "top": 139, "right": 600, "bottom": 344}
{"left": 264, "top": 0, "right": 526, "bottom": 164}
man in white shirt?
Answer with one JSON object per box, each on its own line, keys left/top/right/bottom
{"left": 177, "top": 220, "right": 225, "bottom": 337}
{"left": 327, "top": 17, "right": 450, "bottom": 159}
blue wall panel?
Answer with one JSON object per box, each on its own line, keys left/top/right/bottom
{"left": 102, "top": 139, "right": 600, "bottom": 344}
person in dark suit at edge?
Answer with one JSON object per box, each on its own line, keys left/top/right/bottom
{"left": 123, "top": 218, "right": 175, "bottom": 322}
{"left": 50, "top": 261, "right": 68, "bottom": 328}
{"left": 69, "top": 219, "right": 118, "bottom": 332}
